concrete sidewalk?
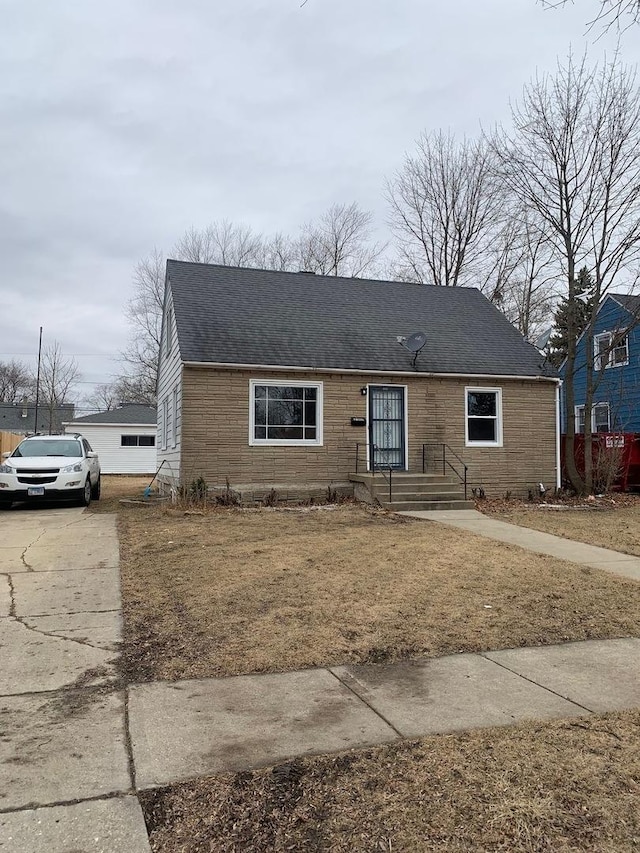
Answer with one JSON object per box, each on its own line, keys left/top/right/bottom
{"left": 399, "top": 509, "right": 640, "bottom": 581}
{"left": 127, "top": 636, "right": 640, "bottom": 789}
{"left": 0, "top": 506, "right": 150, "bottom": 853}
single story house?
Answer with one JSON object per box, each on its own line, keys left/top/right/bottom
{"left": 0, "top": 401, "right": 75, "bottom": 435}
{"left": 156, "top": 261, "right": 560, "bottom": 504}
{"left": 63, "top": 404, "right": 157, "bottom": 474}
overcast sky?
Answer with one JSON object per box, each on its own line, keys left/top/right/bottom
{"left": 1, "top": 0, "right": 638, "bottom": 407}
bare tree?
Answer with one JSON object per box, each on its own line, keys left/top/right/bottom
{"left": 87, "top": 375, "right": 156, "bottom": 412}
{"left": 120, "top": 248, "right": 165, "bottom": 402}
{"left": 490, "top": 211, "right": 561, "bottom": 339}
{"left": 0, "top": 360, "right": 31, "bottom": 403}
{"left": 386, "top": 131, "right": 503, "bottom": 291}
{"left": 259, "top": 232, "right": 300, "bottom": 271}
{"left": 33, "top": 342, "right": 80, "bottom": 433}
{"left": 539, "top": 0, "right": 640, "bottom": 31}
{"left": 85, "top": 383, "right": 120, "bottom": 412}
{"left": 298, "top": 202, "right": 385, "bottom": 277}
{"left": 492, "top": 55, "right": 640, "bottom": 493}
{"left": 172, "top": 221, "right": 264, "bottom": 266}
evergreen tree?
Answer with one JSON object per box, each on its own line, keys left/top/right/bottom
{"left": 547, "top": 268, "right": 594, "bottom": 367}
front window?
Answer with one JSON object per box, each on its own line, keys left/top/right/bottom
{"left": 465, "top": 388, "right": 503, "bottom": 447}
{"left": 575, "top": 403, "right": 610, "bottom": 434}
{"left": 250, "top": 381, "right": 323, "bottom": 446}
{"left": 595, "top": 332, "right": 629, "bottom": 370}
{"left": 12, "top": 439, "right": 82, "bottom": 458}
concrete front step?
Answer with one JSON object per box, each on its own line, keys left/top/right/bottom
{"left": 369, "top": 486, "right": 467, "bottom": 499}
{"left": 375, "top": 492, "right": 468, "bottom": 504}
{"left": 350, "top": 473, "right": 452, "bottom": 486}
{"left": 381, "top": 499, "right": 475, "bottom": 511}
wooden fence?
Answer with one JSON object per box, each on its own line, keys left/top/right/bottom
{"left": 0, "top": 431, "right": 23, "bottom": 457}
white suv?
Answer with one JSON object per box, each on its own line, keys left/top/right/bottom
{"left": 0, "top": 434, "right": 101, "bottom": 509}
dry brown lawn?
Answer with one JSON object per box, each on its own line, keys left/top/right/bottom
{"left": 486, "top": 499, "right": 640, "bottom": 556}
{"left": 117, "top": 503, "right": 640, "bottom": 683}
{"left": 141, "top": 709, "right": 640, "bottom": 852}
{"left": 89, "top": 474, "right": 155, "bottom": 513}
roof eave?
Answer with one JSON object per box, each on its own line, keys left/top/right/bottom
{"left": 182, "top": 360, "right": 559, "bottom": 382}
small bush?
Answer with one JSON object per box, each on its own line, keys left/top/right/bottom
{"left": 262, "top": 488, "right": 279, "bottom": 507}
{"left": 216, "top": 478, "right": 241, "bottom": 507}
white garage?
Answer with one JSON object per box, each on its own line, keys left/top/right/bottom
{"left": 64, "top": 404, "right": 157, "bottom": 474}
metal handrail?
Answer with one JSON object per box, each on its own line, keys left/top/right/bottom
{"left": 355, "top": 442, "right": 393, "bottom": 503}
{"left": 422, "top": 443, "right": 468, "bottom": 500}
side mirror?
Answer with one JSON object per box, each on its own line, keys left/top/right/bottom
{"left": 1, "top": 451, "right": 10, "bottom": 459}
{"left": 87, "top": 452, "right": 98, "bottom": 459}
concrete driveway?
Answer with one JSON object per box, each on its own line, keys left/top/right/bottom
{"left": 0, "top": 504, "right": 150, "bottom": 853}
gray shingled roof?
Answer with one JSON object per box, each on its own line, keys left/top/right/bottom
{"left": 166, "top": 261, "right": 556, "bottom": 378}
{"left": 611, "top": 293, "right": 640, "bottom": 316}
{"left": 0, "top": 403, "right": 75, "bottom": 434}
{"left": 65, "top": 404, "right": 157, "bottom": 425}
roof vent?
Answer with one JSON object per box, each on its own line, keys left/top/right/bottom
{"left": 298, "top": 270, "right": 316, "bottom": 275}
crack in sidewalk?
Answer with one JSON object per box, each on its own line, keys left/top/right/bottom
{"left": 4, "top": 572, "right": 17, "bottom": 617}
{"left": 7, "top": 611, "right": 121, "bottom": 653}
{"left": 20, "top": 529, "right": 46, "bottom": 572}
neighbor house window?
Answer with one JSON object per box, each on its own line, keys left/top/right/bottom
{"left": 249, "top": 380, "right": 323, "bottom": 446}
{"left": 594, "top": 331, "right": 629, "bottom": 370}
{"left": 575, "top": 403, "right": 610, "bottom": 434}
{"left": 465, "top": 388, "right": 503, "bottom": 447}
{"left": 121, "top": 435, "right": 156, "bottom": 447}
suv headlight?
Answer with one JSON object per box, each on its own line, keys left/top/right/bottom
{"left": 62, "top": 463, "right": 83, "bottom": 473}
{"left": 0, "top": 464, "right": 13, "bottom": 474}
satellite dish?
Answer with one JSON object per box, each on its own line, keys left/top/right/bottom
{"left": 402, "top": 332, "right": 427, "bottom": 353}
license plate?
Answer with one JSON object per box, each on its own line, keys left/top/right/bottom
{"left": 27, "top": 487, "right": 45, "bottom": 497}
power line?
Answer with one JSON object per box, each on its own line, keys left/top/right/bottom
{"left": 0, "top": 352, "right": 119, "bottom": 358}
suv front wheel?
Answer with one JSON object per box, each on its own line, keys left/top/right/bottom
{"left": 91, "top": 475, "right": 101, "bottom": 500}
{"left": 79, "top": 478, "right": 92, "bottom": 508}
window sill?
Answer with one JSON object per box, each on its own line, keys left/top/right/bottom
{"left": 465, "top": 441, "right": 503, "bottom": 448}
{"left": 250, "top": 440, "right": 323, "bottom": 448}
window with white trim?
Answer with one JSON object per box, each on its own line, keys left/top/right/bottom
{"left": 172, "top": 387, "right": 178, "bottom": 448}
{"left": 161, "top": 398, "right": 169, "bottom": 450}
{"left": 465, "top": 388, "right": 503, "bottom": 447}
{"left": 249, "top": 380, "right": 323, "bottom": 446}
{"left": 575, "top": 403, "right": 610, "bottom": 434}
{"left": 594, "top": 331, "right": 628, "bottom": 370}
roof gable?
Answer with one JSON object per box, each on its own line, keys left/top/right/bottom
{"left": 165, "top": 261, "right": 555, "bottom": 379}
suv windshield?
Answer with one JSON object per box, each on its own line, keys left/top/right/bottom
{"left": 12, "top": 439, "right": 83, "bottom": 458}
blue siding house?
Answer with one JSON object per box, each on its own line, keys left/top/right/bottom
{"left": 562, "top": 293, "right": 640, "bottom": 434}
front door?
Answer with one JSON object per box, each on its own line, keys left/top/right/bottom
{"left": 368, "top": 385, "right": 406, "bottom": 470}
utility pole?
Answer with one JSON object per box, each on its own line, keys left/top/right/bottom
{"left": 33, "top": 327, "right": 42, "bottom": 434}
